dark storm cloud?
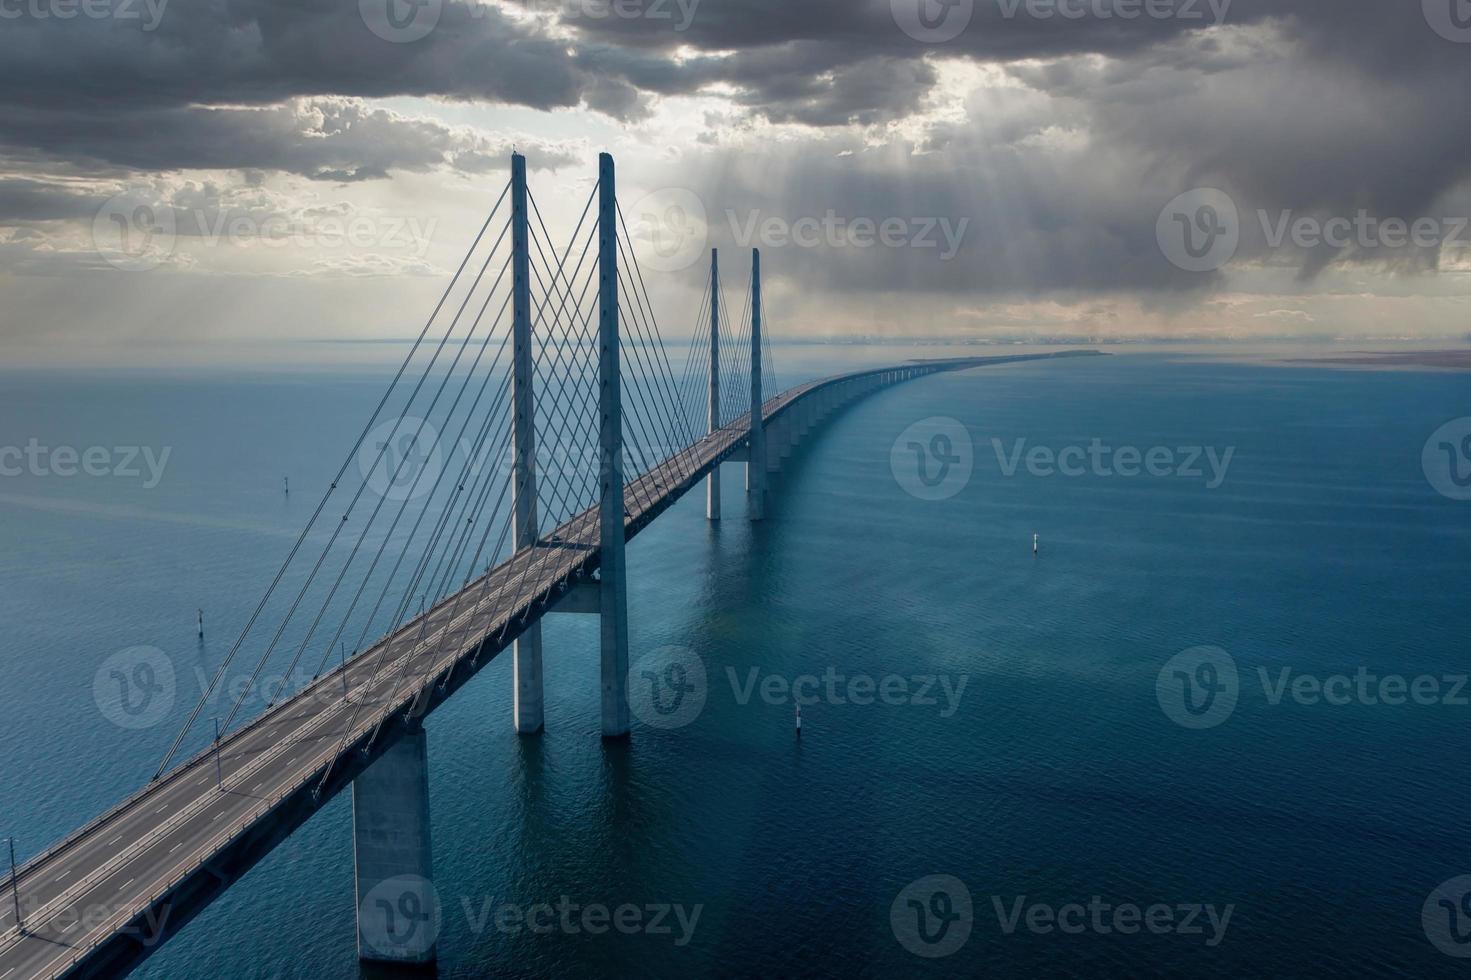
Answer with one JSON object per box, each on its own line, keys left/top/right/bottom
{"left": 0, "top": 99, "right": 579, "bottom": 183}
{"left": 4, "top": 0, "right": 1471, "bottom": 294}
{"left": 0, "top": 0, "right": 603, "bottom": 186}
{"left": 0, "top": 0, "right": 1365, "bottom": 171}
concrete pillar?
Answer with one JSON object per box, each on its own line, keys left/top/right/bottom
{"left": 747, "top": 248, "right": 766, "bottom": 521}
{"left": 354, "top": 726, "right": 437, "bottom": 965}
{"left": 510, "top": 153, "right": 544, "bottom": 736}
{"left": 597, "top": 152, "right": 631, "bottom": 739}
{"left": 706, "top": 249, "right": 720, "bottom": 520}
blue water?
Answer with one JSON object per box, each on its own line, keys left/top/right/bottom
{"left": 2, "top": 351, "right": 1469, "bottom": 977}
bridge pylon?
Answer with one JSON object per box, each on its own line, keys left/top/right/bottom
{"left": 706, "top": 248, "right": 721, "bottom": 520}
{"left": 509, "top": 152, "right": 545, "bottom": 735}
{"left": 747, "top": 248, "right": 766, "bottom": 521}
{"left": 598, "top": 152, "right": 632, "bottom": 738}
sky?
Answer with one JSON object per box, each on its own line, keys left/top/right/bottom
{"left": 3, "top": 0, "right": 1471, "bottom": 362}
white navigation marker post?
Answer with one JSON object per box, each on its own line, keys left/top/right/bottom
{"left": 747, "top": 248, "right": 766, "bottom": 521}
{"left": 598, "top": 152, "right": 631, "bottom": 739}
{"left": 706, "top": 248, "right": 721, "bottom": 521}
{"left": 510, "top": 152, "right": 545, "bottom": 736}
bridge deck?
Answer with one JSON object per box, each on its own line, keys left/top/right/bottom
{"left": 0, "top": 353, "right": 1096, "bottom": 979}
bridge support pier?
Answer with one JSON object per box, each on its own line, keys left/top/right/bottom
{"left": 354, "top": 724, "right": 437, "bottom": 966}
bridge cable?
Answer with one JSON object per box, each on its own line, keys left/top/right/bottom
{"left": 153, "top": 182, "right": 510, "bottom": 781}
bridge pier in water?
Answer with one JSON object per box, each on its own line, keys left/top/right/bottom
{"left": 353, "top": 723, "right": 437, "bottom": 966}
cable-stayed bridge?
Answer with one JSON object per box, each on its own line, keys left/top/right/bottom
{"left": 0, "top": 153, "right": 1099, "bottom": 979}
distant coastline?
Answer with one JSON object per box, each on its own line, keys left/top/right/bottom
{"left": 1282, "top": 349, "right": 1471, "bottom": 372}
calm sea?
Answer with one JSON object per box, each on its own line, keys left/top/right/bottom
{"left": 1, "top": 349, "right": 1468, "bottom": 978}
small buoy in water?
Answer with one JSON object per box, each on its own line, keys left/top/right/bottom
{"left": 1033, "top": 532, "right": 1039, "bottom": 556}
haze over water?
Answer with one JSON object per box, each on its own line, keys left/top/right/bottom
{"left": 2, "top": 348, "right": 1468, "bottom": 977}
